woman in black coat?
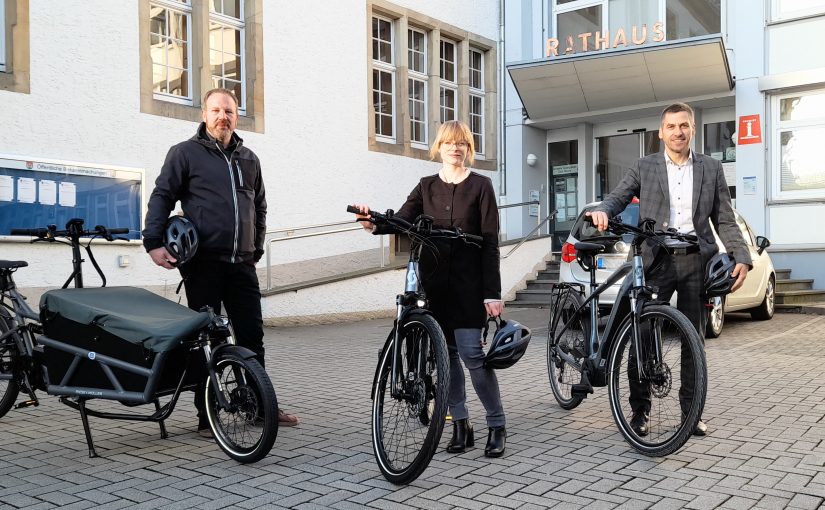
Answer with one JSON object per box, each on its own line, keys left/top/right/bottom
{"left": 353, "top": 120, "right": 507, "bottom": 458}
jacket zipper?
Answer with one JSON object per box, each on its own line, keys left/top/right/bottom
{"left": 217, "top": 143, "right": 240, "bottom": 263}
{"left": 236, "top": 161, "right": 243, "bottom": 187}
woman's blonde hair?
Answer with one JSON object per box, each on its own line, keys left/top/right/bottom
{"left": 430, "top": 120, "right": 475, "bottom": 166}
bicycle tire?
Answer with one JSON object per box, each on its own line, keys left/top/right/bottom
{"left": 546, "top": 290, "right": 587, "bottom": 410}
{"left": 607, "top": 304, "right": 706, "bottom": 456}
{"left": 204, "top": 354, "right": 278, "bottom": 463}
{"left": 372, "top": 313, "right": 449, "bottom": 485}
{"left": 0, "top": 317, "right": 21, "bottom": 419}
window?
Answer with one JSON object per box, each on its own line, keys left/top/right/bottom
{"left": 367, "top": 2, "right": 497, "bottom": 168}
{"left": 772, "top": 0, "right": 825, "bottom": 21}
{"left": 150, "top": 1, "right": 192, "bottom": 104}
{"left": 140, "top": 0, "right": 263, "bottom": 130}
{"left": 372, "top": 16, "right": 395, "bottom": 142}
{"left": 550, "top": 0, "right": 720, "bottom": 55}
{"left": 209, "top": 1, "right": 246, "bottom": 113}
{"left": 408, "top": 28, "right": 427, "bottom": 146}
{"left": 469, "top": 49, "right": 484, "bottom": 156}
{"left": 0, "top": 0, "right": 30, "bottom": 93}
{"left": 772, "top": 89, "right": 825, "bottom": 199}
{"left": 440, "top": 39, "right": 457, "bottom": 122}
{"left": 704, "top": 121, "right": 736, "bottom": 163}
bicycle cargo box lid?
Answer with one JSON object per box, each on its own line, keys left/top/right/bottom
{"left": 39, "top": 287, "right": 212, "bottom": 353}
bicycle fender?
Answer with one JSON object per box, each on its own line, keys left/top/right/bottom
{"left": 371, "top": 329, "right": 395, "bottom": 401}
{"left": 209, "top": 344, "right": 257, "bottom": 368}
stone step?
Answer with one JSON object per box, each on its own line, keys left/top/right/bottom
{"left": 775, "top": 268, "right": 792, "bottom": 280}
{"left": 515, "top": 289, "right": 555, "bottom": 302}
{"left": 526, "top": 281, "right": 559, "bottom": 290}
{"left": 535, "top": 270, "right": 560, "bottom": 281}
{"left": 507, "top": 299, "right": 553, "bottom": 309}
{"left": 775, "top": 289, "right": 825, "bottom": 305}
{"left": 775, "top": 278, "right": 813, "bottom": 292}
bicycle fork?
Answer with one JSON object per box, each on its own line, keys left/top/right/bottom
{"left": 629, "top": 254, "right": 662, "bottom": 383}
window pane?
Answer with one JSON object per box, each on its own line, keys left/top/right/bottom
{"left": 168, "top": 39, "right": 187, "bottom": 69}
{"left": 225, "top": 0, "right": 241, "bottom": 18}
{"left": 152, "top": 64, "right": 167, "bottom": 92}
{"left": 150, "top": 34, "right": 165, "bottom": 65}
{"left": 224, "top": 54, "right": 241, "bottom": 80}
{"left": 666, "top": 0, "right": 720, "bottom": 40}
{"left": 209, "top": 23, "right": 222, "bottom": 50}
{"left": 169, "top": 11, "right": 187, "bottom": 41}
{"left": 409, "top": 30, "right": 426, "bottom": 74}
{"left": 608, "top": 0, "right": 659, "bottom": 34}
{"left": 381, "top": 115, "right": 393, "bottom": 137}
{"left": 780, "top": 127, "right": 825, "bottom": 192}
{"left": 210, "top": 49, "right": 223, "bottom": 75}
{"left": 378, "top": 41, "right": 392, "bottom": 63}
{"left": 167, "top": 67, "right": 188, "bottom": 96}
{"left": 774, "top": 0, "right": 825, "bottom": 20}
{"left": 780, "top": 93, "right": 825, "bottom": 122}
{"left": 557, "top": 6, "right": 602, "bottom": 54}
{"left": 469, "top": 50, "right": 482, "bottom": 89}
{"left": 440, "top": 41, "right": 456, "bottom": 82}
{"left": 378, "top": 18, "right": 391, "bottom": 43}
{"left": 704, "top": 121, "right": 736, "bottom": 162}
{"left": 223, "top": 27, "right": 239, "bottom": 55}
{"left": 226, "top": 80, "right": 242, "bottom": 102}
{"left": 211, "top": 0, "right": 221, "bottom": 13}
{"left": 150, "top": 6, "right": 166, "bottom": 35}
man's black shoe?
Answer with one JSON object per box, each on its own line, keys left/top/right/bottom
{"left": 630, "top": 412, "right": 649, "bottom": 437}
{"left": 693, "top": 419, "right": 707, "bottom": 436}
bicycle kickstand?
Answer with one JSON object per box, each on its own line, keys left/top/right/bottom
{"left": 77, "top": 398, "right": 99, "bottom": 458}
{"left": 154, "top": 399, "right": 169, "bottom": 439}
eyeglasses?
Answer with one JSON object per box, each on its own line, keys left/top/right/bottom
{"left": 443, "top": 141, "right": 468, "bottom": 149}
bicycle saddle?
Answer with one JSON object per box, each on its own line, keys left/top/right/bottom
{"left": 574, "top": 242, "right": 606, "bottom": 255}
{"left": 0, "top": 260, "right": 28, "bottom": 269}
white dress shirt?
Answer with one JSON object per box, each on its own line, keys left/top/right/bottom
{"left": 664, "top": 150, "right": 695, "bottom": 244}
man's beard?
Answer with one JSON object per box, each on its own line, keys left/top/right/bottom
{"left": 209, "top": 124, "right": 232, "bottom": 144}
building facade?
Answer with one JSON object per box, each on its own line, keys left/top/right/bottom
{"left": 0, "top": 0, "right": 501, "bottom": 291}
{"left": 504, "top": 0, "right": 825, "bottom": 284}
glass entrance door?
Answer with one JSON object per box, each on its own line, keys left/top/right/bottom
{"left": 596, "top": 132, "right": 662, "bottom": 200}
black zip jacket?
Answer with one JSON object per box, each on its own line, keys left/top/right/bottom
{"left": 142, "top": 123, "right": 267, "bottom": 263}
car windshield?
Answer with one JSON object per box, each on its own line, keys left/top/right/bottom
{"left": 574, "top": 203, "right": 640, "bottom": 241}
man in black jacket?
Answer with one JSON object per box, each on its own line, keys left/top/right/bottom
{"left": 143, "top": 88, "right": 299, "bottom": 434}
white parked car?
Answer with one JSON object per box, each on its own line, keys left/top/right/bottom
{"left": 559, "top": 201, "right": 775, "bottom": 338}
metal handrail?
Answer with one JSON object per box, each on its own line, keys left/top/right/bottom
{"left": 264, "top": 220, "right": 385, "bottom": 290}
{"left": 502, "top": 210, "right": 557, "bottom": 259}
{"left": 499, "top": 200, "right": 539, "bottom": 209}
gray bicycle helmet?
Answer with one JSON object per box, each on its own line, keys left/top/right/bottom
{"left": 164, "top": 216, "right": 199, "bottom": 266}
{"left": 482, "top": 316, "right": 532, "bottom": 370}
{"left": 704, "top": 252, "right": 737, "bottom": 298}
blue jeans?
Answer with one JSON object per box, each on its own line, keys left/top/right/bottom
{"left": 447, "top": 328, "right": 505, "bottom": 428}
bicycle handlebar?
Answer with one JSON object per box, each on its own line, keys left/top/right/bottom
{"left": 9, "top": 221, "right": 131, "bottom": 241}
{"left": 346, "top": 205, "right": 483, "bottom": 243}
{"left": 584, "top": 214, "right": 698, "bottom": 245}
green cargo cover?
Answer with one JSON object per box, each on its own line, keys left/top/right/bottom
{"left": 40, "top": 287, "right": 212, "bottom": 353}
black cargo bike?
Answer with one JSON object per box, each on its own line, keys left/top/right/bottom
{"left": 0, "top": 219, "right": 278, "bottom": 462}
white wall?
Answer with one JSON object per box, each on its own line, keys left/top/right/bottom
{"left": 1, "top": 0, "right": 500, "bottom": 290}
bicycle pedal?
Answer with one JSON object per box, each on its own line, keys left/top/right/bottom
{"left": 570, "top": 384, "right": 594, "bottom": 398}
{"left": 15, "top": 400, "right": 39, "bottom": 409}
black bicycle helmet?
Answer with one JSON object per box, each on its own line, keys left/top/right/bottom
{"left": 704, "top": 252, "right": 737, "bottom": 298}
{"left": 164, "top": 216, "right": 199, "bottom": 266}
{"left": 482, "top": 316, "right": 532, "bottom": 370}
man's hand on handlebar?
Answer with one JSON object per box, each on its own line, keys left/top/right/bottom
{"left": 585, "top": 210, "right": 610, "bottom": 232}
{"left": 149, "top": 247, "right": 177, "bottom": 270}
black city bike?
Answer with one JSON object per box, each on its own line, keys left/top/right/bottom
{"left": 346, "top": 206, "right": 482, "bottom": 484}
{"left": 0, "top": 218, "right": 278, "bottom": 463}
{"left": 547, "top": 216, "right": 707, "bottom": 456}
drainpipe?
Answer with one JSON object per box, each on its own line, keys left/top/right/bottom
{"left": 498, "top": 0, "right": 506, "bottom": 198}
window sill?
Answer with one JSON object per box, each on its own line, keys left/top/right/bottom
{"left": 0, "top": 69, "right": 30, "bottom": 94}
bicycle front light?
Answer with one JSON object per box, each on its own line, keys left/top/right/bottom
{"left": 416, "top": 299, "right": 427, "bottom": 308}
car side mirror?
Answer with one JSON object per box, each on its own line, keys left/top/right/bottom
{"left": 756, "top": 235, "right": 770, "bottom": 255}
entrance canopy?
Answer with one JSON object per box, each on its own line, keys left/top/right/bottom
{"left": 508, "top": 35, "right": 733, "bottom": 126}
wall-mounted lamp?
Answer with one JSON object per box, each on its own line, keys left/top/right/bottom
{"left": 526, "top": 153, "right": 538, "bottom": 167}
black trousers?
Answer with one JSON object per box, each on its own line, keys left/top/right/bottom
{"left": 180, "top": 258, "right": 264, "bottom": 421}
{"left": 629, "top": 251, "right": 705, "bottom": 416}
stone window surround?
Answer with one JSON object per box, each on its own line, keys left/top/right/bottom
{"left": 367, "top": 0, "right": 498, "bottom": 171}
{"left": 0, "top": 0, "right": 30, "bottom": 95}
{"left": 138, "top": 0, "right": 264, "bottom": 133}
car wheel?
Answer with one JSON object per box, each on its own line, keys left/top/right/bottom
{"left": 706, "top": 296, "right": 724, "bottom": 338}
{"left": 751, "top": 276, "right": 775, "bottom": 320}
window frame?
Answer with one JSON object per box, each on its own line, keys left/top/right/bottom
{"left": 408, "top": 27, "right": 428, "bottom": 148}
{"left": 771, "top": 88, "right": 825, "bottom": 201}
{"left": 0, "top": 4, "right": 6, "bottom": 73}
{"left": 771, "top": 0, "right": 825, "bottom": 21}
{"left": 150, "top": 0, "right": 194, "bottom": 106}
{"left": 439, "top": 39, "right": 458, "bottom": 123}
{"left": 208, "top": 3, "right": 247, "bottom": 114}
{"left": 469, "top": 48, "right": 485, "bottom": 157}
{"left": 372, "top": 15, "right": 396, "bottom": 144}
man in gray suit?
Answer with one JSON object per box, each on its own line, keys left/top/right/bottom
{"left": 588, "top": 102, "right": 751, "bottom": 437}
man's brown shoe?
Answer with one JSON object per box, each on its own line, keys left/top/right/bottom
{"left": 693, "top": 419, "right": 708, "bottom": 436}
{"left": 278, "top": 409, "right": 300, "bottom": 427}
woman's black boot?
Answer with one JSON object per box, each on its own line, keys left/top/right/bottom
{"left": 484, "top": 426, "right": 506, "bottom": 458}
{"left": 446, "top": 419, "right": 474, "bottom": 453}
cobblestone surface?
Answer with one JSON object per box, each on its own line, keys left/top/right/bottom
{"left": 1, "top": 310, "right": 824, "bottom": 509}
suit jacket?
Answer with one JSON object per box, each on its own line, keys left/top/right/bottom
{"left": 596, "top": 152, "right": 751, "bottom": 269}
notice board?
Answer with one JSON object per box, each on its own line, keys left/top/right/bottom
{"left": 0, "top": 154, "right": 143, "bottom": 240}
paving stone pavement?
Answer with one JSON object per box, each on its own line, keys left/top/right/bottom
{"left": 1, "top": 310, "right": 825, "bottom": 509}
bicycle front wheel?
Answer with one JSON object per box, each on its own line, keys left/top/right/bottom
{"left": 546, "top": 290, "right": 587, "bottom": 410}
{"left": 0, "top": 317, "right": 21, "bottom": 419}
{"left": 607, "top": 304, "right": 706, "bottom": 456}
{"left": 372, "top": 313, "right": 449, "bottom": 485}
{"left": 205, "top": 354, "right": 278, "bottom": 463}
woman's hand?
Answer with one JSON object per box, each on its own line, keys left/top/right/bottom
{"left": 351, "top": 204, "right": 374, "bottom": 232}
{"left": 485, "top": 300, "right": 503, "bottom": 317}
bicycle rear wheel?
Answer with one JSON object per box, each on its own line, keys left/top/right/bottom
{"left": 205, "top": 354, "right": 278, "bottom": 463}
{"left": 372, "top": 313, "right": 449, "bottom": 485}
{"left": 546, "top": 290, "right": 587, "bottom": 410}
{"left": 607, "top": 304, "right": 706, "bottom": 456}
{"left": 0, "top": 317, "right": 21, "bottom": 418}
